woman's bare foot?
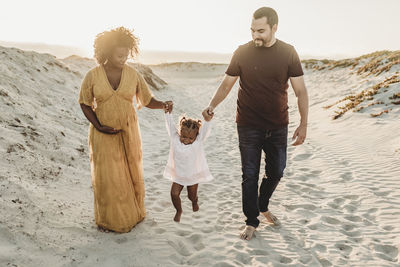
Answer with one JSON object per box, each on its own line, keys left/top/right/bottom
{"left": 240, "top": 225, "right": 256, "bottom": 240}
{"left": 174, "top": 210, "right": 182, "bottom": 222}
{"left": 97, "top": 225, "right": 110, "bottom": 233}
{"left": 261, "top": 211, "right": 281, "bottom": 226}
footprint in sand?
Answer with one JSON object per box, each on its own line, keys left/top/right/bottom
{"left": 341, "top": 224, "right": 355, "bottom": 231}
{"left": 313, "top": 243, "right": 327, "bottom": 253}
{"left": 299, "top": 254, "right": 313, "bottom": 265}
{"left": 310, "top": 170, "right": 322, "bottom": 176}
{"left": 307, "top": 223, "right": 320, "bottom": 230}
{"left": 321, "top": 216, "right": 341, "bottom": 225}
{"left": 340, "top": 229, "right": 361, "bottom": 237}
{"left": 383, "top": 225, "right": 394, "bottom": 231}
{"left": 318, "top": 258, "right": 333, "bottom": 267}
{"left": 176, "top": 229, "right": 191, "bottom": 237}
{"left": 340, "top": 171, "right": 353, "bottom": 181}
{"left": 167, "top": 239, "right": 191, "bottom": 257}
{"left": 344, "top": 215, "right": 362, "bottom": 222}
{"left": 114, "top": 236, "right": 128, "bottom": 244}
{"left": 343, "top": 204, "right": 357, "bottom": 213}
{"left": 335, "top": 243, "right": 353, "bottom": 254}
{"left": 343, "top": 194, "right": 359, "bottom": 201}
{"left": 152, "top": 206, "right": 164, "bottom": 212}
{"left": 285, "top": 204, "right": 317, "bottom": 211}
{"left": 279, "top": 255, "right": 293, "bottom": 264}
{"left": 188, "top": 233, "right": 205, "bottom": 251}
{"left": 253, "top": 249, "right": 269, "bottom": 256}
{"left": 154, "top": 228, "right": 166, "bottom": 234}
{"left": 234, "top": 251, "right": 251, "bottom": 265}
{"left": 292, "top": 153, "right": 312, "bottom": 161}
{"left": 373, "top": 243, "right": 398, "bottom": 260}
{"left": 213, "top": 262, "right": 236, "bottom": 267}
{"left": 373, "top": 190, "right": 391, "bottom": 197}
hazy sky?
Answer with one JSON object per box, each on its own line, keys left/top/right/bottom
{"left": 1, "top": 0, "right": 399, "bottom": 58}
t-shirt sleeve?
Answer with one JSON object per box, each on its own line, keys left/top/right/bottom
{"left": 78, "top": 71, "right": 94, "bottom": 106}
{"left": 225, "top": 48, "right": 241, "bottom": 77}
{"left": 136, "top": 72, "right": 154, "bottom": 109}
{"left": 288, "top": 47, "right": 304, "bottom": 78}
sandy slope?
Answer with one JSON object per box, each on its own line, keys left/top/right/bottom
{"left": 1, "top": 47, "right": 399, "bottom": 266}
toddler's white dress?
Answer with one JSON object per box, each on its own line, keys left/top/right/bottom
{"left": 163, "top": 113, "right": 213, "bottom": 186}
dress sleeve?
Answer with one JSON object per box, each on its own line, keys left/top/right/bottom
{"left": 165, "top": 112, "right": 178, "bottom": 138}
{"left": 78, "top": 71, "right": 94, "bottom": 106}
{"left": 136, "top": 72, "right": 154, "bottom": 110}
{"left": 198, "top": 120, "right": 212, "bottom": 142}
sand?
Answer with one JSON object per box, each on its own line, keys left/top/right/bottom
{"left": 1, "top": 46, "right": 399, "bottom": 266}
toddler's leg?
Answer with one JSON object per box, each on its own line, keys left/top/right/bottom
{"left": 171, "top": 182, "right": 184, "bottom": 222}
{"left": 187, "top": 184, "right": 199, "bottom": 212}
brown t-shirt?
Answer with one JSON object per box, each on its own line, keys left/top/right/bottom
{"left": 226, "top": 39, "right": 304, "bottom": 130}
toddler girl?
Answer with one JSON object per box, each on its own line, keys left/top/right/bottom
{"left": 163, "top": 112, "right": 213, "bottom": 222}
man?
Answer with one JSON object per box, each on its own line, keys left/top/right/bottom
{"left": 202, "top": 7, "right": 308, "bottom": 240}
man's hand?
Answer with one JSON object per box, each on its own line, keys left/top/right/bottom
{"left": 292, "top": 124, "right": 307, "bottom": 146}
{"left": 163, "top": 101, "right": 173, "bottom": 113}
{"left": 97, "top": 125, "right": 122, "bottom": 134}
{"left": 202, "top": 106, "right": 214, "bottom": 121}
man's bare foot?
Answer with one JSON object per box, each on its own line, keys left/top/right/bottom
{"left": 192, "top": 200, "right": 199, "bottom": 212}
{"left": 240, "top": 225, "right": 256, "bottom": 240}
{"left": 174, "top": 210, "right": 182, "bottom": 222}
{"left": 261, "top": 211, "right": 281, "bottom": 226}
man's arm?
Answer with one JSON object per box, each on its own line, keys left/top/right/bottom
{"left": 290, "top": 75, "right": 309, "bottom": 146}
{"left": 202, "top": 74, "right": 238, "bottom": 120}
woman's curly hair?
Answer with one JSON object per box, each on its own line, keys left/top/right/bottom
{"left": 94, "top": 26, "right": 139, "bottom": 64}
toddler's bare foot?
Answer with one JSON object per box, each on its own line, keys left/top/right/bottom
{"left": 174, "top": 210, "right": 182, "bottom": 222}
{"left": 240, "top": 225, "right": 256, "bottom": 240}
{"left": 261, "top": 211, "right": 281, "bottom": 226}
{"left": 192, "top": 200, "right": 199, "bottom": 212}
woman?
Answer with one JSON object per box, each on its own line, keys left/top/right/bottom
{"left": 78, "top": 27, "right": 172, "bottom": 233}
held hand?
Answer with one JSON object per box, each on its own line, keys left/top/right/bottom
{"left": 97, "top": 125, "right": 122, "bottom": 134}
{"left": 291, "top": 124, "right": 307, "bottom": 146}
{"left": 202, "top": 106, "right": 214, "bottom": 121}
{"left": 163, "top": 101, "right": 173, "bottom": 113}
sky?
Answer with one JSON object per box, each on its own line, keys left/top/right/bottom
{"left": 1, "top": 0, "right": 399, "bottom": 61}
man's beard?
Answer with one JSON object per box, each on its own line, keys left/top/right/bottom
{"left": 253, "top": 38, "right": 266, "bottom": 47}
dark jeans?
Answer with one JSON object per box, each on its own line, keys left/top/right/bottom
{"left": 237, "top": 125, "right": 288, "bottom": 228}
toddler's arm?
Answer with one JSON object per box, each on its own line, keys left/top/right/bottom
{"left": 198, "top": 119, "right": 212, "bottom": 142}
{"left": 165, "top": 112, "right": 178, "bottom": 137}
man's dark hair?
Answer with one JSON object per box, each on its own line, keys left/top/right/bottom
{"left": 253, "top": 7, "right": 278, "bottom": 28}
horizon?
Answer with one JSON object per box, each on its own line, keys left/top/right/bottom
{"left": 0, "top": 40, "right": 393, "bottom": 65}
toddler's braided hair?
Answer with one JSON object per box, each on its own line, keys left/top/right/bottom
{"left": 179, "top": 116, "right": 202, "bottom": 135}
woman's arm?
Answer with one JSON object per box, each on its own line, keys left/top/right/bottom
{"left": 80, "top": 104, "right": 121, "bottom": 134}
{"left": 146, "top": 97, "right": 173, "bottom": 113}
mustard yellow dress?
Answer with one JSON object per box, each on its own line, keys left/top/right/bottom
{"left": 78, "top": 64, "right": 153, "bottom": 233}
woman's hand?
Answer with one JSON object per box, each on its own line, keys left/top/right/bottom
{"left": 163, "top": 101, "right": 173, "bottom": 113}
{"left": 97, "top": 125, "right": 122, "bottom": 134}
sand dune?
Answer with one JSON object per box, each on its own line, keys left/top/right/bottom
{"left": 1, "top": 46, "right": 399, "bottom": 266}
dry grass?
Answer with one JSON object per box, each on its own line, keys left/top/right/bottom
{"left": 303, "top": 50, "right": 400, "bottom": 77}
{"left": 326, "top": 74, "right": 400, "bottom": 120}
{"left": 389, "top": 92, "right": 400, "bottom": 100}
{"left": 370, "top": 109, "right": 390, "bottom": 117}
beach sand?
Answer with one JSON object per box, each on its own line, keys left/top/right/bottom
{"left": 1, "top": 47, "right": 399, "bottom": 266}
